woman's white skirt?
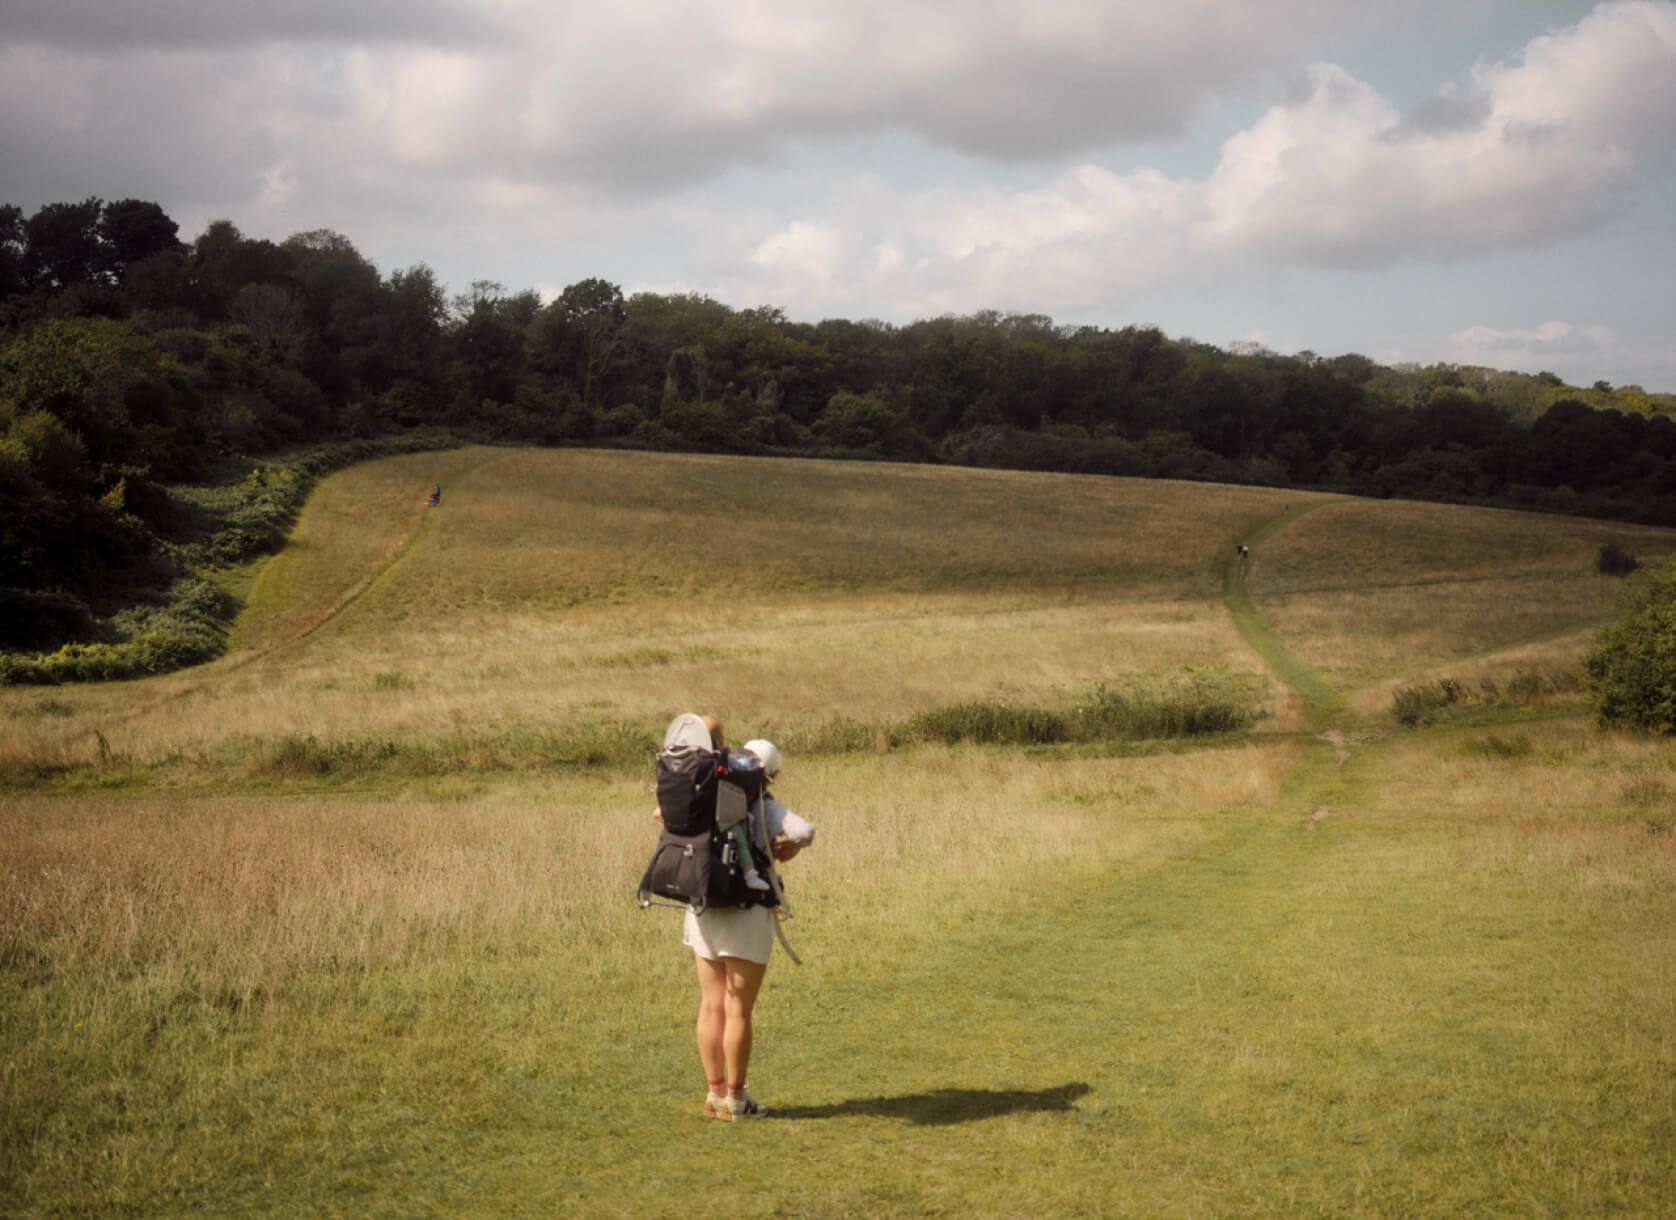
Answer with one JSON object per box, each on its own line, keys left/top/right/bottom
{"left": 683, "top": 904, "right": 775, "bottom": 964}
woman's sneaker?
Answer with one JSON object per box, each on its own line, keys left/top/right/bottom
{"left": 726, "top": 1091, "right": 769, "bottom": 1121}
{"left": 703, "top": 1091, "right": 729, "bottom": 1120}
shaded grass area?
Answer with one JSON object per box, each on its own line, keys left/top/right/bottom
{"left": 0, "top": 432, "right": 462, "bottom": 687}
{"left": 1240, "top": 498, "right": 1676, "bottom": 693}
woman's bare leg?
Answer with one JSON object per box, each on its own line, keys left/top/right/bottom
{"left": 722, "top": 956, "right": 768, "bottom": 1091}
{"left": 694, "top": 953, "right": 729, "bottom": 1090}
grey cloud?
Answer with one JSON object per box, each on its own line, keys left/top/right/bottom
{"left": 0, "top": 46, "right": 282, "bottom": 215}
{"left": 524, "top": 35, "right": 1270, "bottom": 192}
{"left": 0, "top": 0, "right": 502, "bottom": 50}
{"left": 1387, "top": 87, "right": 1491, "bottom": 139}
{"left": 550, "top": 128, "right": 795, "bottom": 196}
{"left": 904, "top": 59, "right": 1220, "bottom": 162}
{"left": 0, "top": 107, "right": 276, "bottom": 220}
{"left": 1501, "top": 119, "right": 1567, "bottom": 149}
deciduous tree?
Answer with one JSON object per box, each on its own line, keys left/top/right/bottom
{"left": 1584, "top": 558, "right": 1676, "bottom": 733}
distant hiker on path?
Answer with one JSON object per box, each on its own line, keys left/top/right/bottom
{"left": 428, "top": 483, "right": 441, "bottom": 507}
{"left": 670, "top": 715, "right": 815, "bottom": 1121}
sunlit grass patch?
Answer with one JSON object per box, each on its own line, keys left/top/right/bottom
{"left": 1378, "top": 718, "right": 1676, "bottom": 827}
{"left": 1246, "top": 497, "right": 1676, "bottom": 592}
{"left": 3, "top": 597, "right": 1261, "bottom": 782}
{"left": 1253, "top": 576, "right": 1619, "bottom": 688}
{"left": 6, "top": 730, "right": 1674, "bottom": 1211}
{"left": 1244, "top": 497, "right": 1676, "bottom": 689}
{"left": 342, "top": 448, "right": 1287, "bottom": 619}
{"left": 230, "top": 446, "right": 495, "bottom": 653}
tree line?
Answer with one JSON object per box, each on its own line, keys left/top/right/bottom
{"left": 4, "top": 196, "right": 1676, "bottom": 654}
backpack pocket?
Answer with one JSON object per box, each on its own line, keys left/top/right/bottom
{"left": 638, "top": 829, "right": 715, "bottom": 911}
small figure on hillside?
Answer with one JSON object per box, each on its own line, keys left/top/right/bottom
{"left": 428, "top": 483, "right": 441, "bottom": 507}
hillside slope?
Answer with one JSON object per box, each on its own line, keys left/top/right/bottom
{"left": 3, "top": 446, "right": 1672, "bottom": 777}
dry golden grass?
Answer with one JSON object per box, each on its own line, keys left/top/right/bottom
{"left": 1348, "top": 629, "right": 1598, "bottom": 716}
{"left": 0, "top": 742, "right": 1296, "bottom": 1007}
{"left": 1379, "top": 720, "right": 1676, "bottom": 831}
{"left": 15, "top": 598, "right": 1245, "bottom": 773}
{"left": 357, "top": 448, "right": 1274, "bottom": 611}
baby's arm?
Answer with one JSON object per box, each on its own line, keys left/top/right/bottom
{"left": 764, "top": 795, "right": 815, "bottom": 847}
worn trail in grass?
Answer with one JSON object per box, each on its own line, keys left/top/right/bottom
{"left": 1224, "top": 502, "right": 1351, "bottom": 730}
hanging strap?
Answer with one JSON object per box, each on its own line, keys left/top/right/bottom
{"left": 752, "top": 794, "right": 803, "bottom": 966}
{"left": 771, "top": 907, "right": 802, "bottom": 965}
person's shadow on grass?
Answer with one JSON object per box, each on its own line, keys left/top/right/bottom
{"left": 772, "top": 1082, "right": 1090, "bottom": 1125}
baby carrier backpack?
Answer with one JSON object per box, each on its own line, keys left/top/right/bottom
{"left": 637, "top": 714, "right": 803, "bottom": 962}
{"left": 637, "top": 714, "right": 773, "bottom": 914}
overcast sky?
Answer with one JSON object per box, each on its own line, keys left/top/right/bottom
{"left": 3, "top": 0, "right": 1673, "bottom": 390}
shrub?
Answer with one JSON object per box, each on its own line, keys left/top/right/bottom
{"left": 1597, "top": 543, "right": 1640, "bottom": 577}
{"left": 1583, "top": 557, "right": 1676, "bottom": 733}
{"left": 0, "top": 577, "right": 227, "bottom": 686}
{"left": 778, "top": 718, "right": 887, "bottom": 756}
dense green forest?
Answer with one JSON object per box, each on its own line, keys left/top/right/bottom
{"left": 4, "top": 196, "right": 1675, "bottom": 678}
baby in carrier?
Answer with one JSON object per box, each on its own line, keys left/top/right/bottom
{"left": 739, "top": 737, "right": 815, "bottom": 887}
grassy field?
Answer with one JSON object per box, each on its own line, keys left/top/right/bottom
{"left": 3, "top": 447, "right": 1675, "bottom": 1217}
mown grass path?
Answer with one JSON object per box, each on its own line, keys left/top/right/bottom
{"left": 1223, "top": 501, "right": 1351, "bottom": 731}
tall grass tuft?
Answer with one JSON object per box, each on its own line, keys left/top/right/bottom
{"left": 902, "top": 701, "right": 1068, "bottom": 745}
{"left": 236, "top": 720, "right": 662, "bottom": 780}
{"left": 1069, "top": 673, "right": 1259, "bottom": 739}
{"left": 1391, "top": 668, "right": 1585, "bottom": 727}
{"left": 1459, "top": 732, "right": 1536, "bottom": 760}
{"left": 898, "top": 673, "right": 1259, "bottom": 747}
